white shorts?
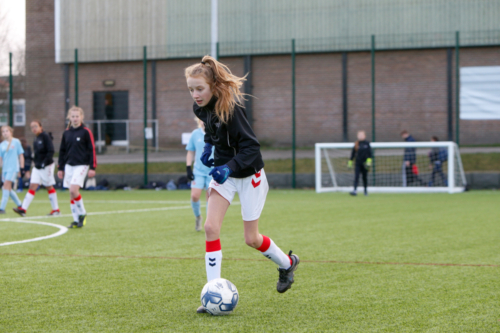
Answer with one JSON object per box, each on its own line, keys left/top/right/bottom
{"left": 208, "top": 169, "right": 269, "bottom": 221}
{"left": 31, "top": 163, "right": 56, "bottom": 187}
{"left": 63, "top": 165, "right": 89, "bottom": 188}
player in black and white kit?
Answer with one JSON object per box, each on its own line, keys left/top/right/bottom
{"left": 14, "top": 121, "right": 60, "bottom": 217}
{"left": 185, "top": 55, "right": 299, "bottom": 314}
{"left": 57, "top": 106, "right": 97, "bottom": 229}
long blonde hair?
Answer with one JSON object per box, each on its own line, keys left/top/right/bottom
{"left": 185, "top": 55, "right": 246, "bottom": 124}
{"left": 66, "top": 106, "right": 85, "bottom": 129}
{"left": 1, "top": 125, "right": 14, "bottom": 152}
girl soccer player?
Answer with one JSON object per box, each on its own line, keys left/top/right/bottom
{"left": 57, "top": 106, "right": 97, "bottom": 228}
{"left": 185, "top": 55, "right": 299, "bottom": 314}
{"left": 186, "top": 118, "right": 214, "bottom": 231}
{"left": 348, "top": 130, "right": 372, "bottom": 196}
{"left": 13, "top": 121, "right": 60, "bottom": 217}
{"left": 0, "top": 126, "right": 24, "bottom": 213}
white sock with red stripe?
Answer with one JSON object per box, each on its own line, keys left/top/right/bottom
{"left": 70, "top": 200, "right": 79, "bottom": 222}
{"left": 257, "top": 235, "right": 292, "bottom": 269}
{"left": 205, "top": 239, "right": 222, "bottom": 282}
{"left": 48, "top": 188, "right": 59, "bottom": 211}
{"left": 21, "top": 189, "right": 36, "bottom": 211}
{"left": 74, "top": 194, "right": 86, "bottom": 215}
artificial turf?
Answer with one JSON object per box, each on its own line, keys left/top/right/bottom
{"left": 0, "top": 190, "right": 499, "bottom": 332}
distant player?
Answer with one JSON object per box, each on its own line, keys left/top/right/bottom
{"left": 57, "top": 106, "right": 97, "bottom": 228}
{"left": 348, "top": 130, "right": 372, "bottom": 196}
{"left": 185, "top": 55, "right": 299, "bottom": 314}
{"left": 428, "top": 136, "right": 447, "bottom": 186}
{"left": 0, "top": 126, "right": 24, "bottom": 214}
{"left": 186, "top": 118, "right": 214, "bottom": 231}
{"left": 14, "top": 121, "right": 60, "bottom": 217}
{"left": 401, "top": 130, "right": 425, "bottom": 186}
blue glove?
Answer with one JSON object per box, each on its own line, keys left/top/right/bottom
{"left": 209, "top": 165, "right": 232, "bottom": 184}
{"left": 200, "top": 143, "right": 214, "bottom": 167}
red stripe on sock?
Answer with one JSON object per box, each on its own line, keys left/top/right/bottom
{"left": 48, "top": 188, "right": 56, "bottom": 194}
{"left": 289, "top": 255, "right": 293, "bottom": 266}
{"left": 257, "top": 235, "right": 271, "bottom": 252}
{"left": 74, "top": 194, "right": 82, "bottom": 201}
{"left": 70, "top": 200, "right": 75, "bottom": 204}
{"left": 206, "top": 239, "right": 221, "bottom": 252}
{"left": 28, "top": 190, "right": 36, "bottom": 196}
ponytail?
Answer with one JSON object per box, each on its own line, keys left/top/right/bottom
{"left": 354, "top": 140, "right": 360, "bottom": 151}
{"left": 185, "top": 55, "right": 246, "bottom": 123}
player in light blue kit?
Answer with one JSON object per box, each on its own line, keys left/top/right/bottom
{"left": 0, "top": 126, "right": 25, "bottom": 214}
{"left": 186, "top": 118, "right": 214, "bottom": 231}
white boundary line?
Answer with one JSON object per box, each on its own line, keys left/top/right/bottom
{"left": 0, "top": 202, "right": 240, "bottom": 246}
{"left": 0, "top": 219, "right": 68, "bottom": 247}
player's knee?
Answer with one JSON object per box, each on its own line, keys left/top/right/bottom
{"left": 244, "top": 235, "right": 260, "bottom": 248}
{"left": 191, "top": 194, "right": 200, "bottom": 202}
{"left": 204, "top": 221, "right": 218, "bottom": 238}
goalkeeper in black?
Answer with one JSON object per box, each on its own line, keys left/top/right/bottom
{"left": 348, "top": 130, "right": 372, "bottom": 196}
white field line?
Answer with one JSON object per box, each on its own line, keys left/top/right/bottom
{"left": 28, "top": 200, "right": 192, "bottom": 205}
{"left": 0, "top": 201, "right": 240, "bottom": 247}
{"left": 0, "top": 219, "right": 68, "bottom": 247}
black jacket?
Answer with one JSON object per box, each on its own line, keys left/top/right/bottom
{"left": 350, "top": 140, "right": 372, "bottom": 164}
{"left": 193, "top": 97, "right": 264, "bottom": 178}
{"left": 58, "top": 125, "right": 97, "bottom": 171}
{"left": 33, "top": 131, "right": 54, "bottom": 169}
{"left": 403, "top": 135, "right": 417, "bottom": 164}
{"left": 23, "top": 146, "right": 32, "bottom": 170}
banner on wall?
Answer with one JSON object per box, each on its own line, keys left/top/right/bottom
{"left": 460, "top": 66, "right": 500, "bottom": 120}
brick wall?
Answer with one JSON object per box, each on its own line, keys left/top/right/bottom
{"left": 27, "top": 0, "right": 500, "bottom": 150}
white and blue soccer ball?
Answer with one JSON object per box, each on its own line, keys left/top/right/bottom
{"left": 200, "top": 278, "right": 239, "bottom": 315}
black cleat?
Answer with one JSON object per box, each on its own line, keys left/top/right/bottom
{"left": 277, "top": 251, "right": 300, "bottom": 293}
{"left": 77, "top": 215, "right": 87, "bottom": 228}
{"left": 68, "top": 221, "right": 78, "bottom": 229}
{"left": 13, "top": 207, "right": 26, "bottom": 217}
{"left": 197, "top": 305, "right": 207, "bottom": 314}
{"left": 349, "top": 191, "right": 357, "bottom": 196}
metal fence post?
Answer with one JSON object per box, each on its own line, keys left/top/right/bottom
{"left": 371, "top": 35, "right": 376, "bottom": 185}
{"left": 455, "top": 31, "right": 460, "bottom": 146}
{"left": 143, "top": 46, "right": 148, "bottom": 185}
{"left": 8, "top": 52, "right": 13, "bottom": 127}
{"left": 291, "top": 39, "right": 296, "bottom": 189}
{"left": 74, "top": 49, "right": 78, "bottom": 106}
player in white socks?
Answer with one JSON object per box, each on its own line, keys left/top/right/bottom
{"left": 186, "top": 118, "right": 214, "bottom": 231}
{"left": 0, "top": 126, "right": 24, "bottom": 214}
{"left": 14, "top": 121, "right": 60, "bottom": 217}
{"left": 185, "top": 55, "right": 300, "bottom": 314}
{"left": 57, "top": 106, "right": 97, "bottom": 229}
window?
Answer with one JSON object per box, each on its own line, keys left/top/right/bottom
{"left": 0, "top": 99, "right": 25, "bottom": 126}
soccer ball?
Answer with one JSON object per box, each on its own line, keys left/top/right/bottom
{"left": 200, "top": 278, "right": 239, "bottom": 315}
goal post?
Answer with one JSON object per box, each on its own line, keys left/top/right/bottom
{"left": 315, "top": 141, "right": 467, "bottom": 194}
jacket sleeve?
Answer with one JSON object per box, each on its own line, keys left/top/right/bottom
{"left": 368, "top": 144, "right": 373, "bottom": 159}
{"left": 225, "top": 106, "right": 260, "bottom": 173}
{"left": 43, "top": 134, "right": 54, "bottom": 167}
{"left": 85, "top": 128, "right": 97, "bottom": 170}
{"left": 58, "top": 132, "right": 67, "bottom": 171}
{"left": 204, "top": 131, "right": 214, "bottom": 145}
{"left": 350, "top": 147, "right": 356, "bottom": 161}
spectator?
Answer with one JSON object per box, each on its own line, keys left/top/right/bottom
{"left": 428, "top": 136, "right": 448, "bottom": 186}
{"left": 401, "top": 130, "right": 425, "bottom": 186}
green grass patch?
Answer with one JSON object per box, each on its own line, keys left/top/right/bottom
{"left": 0, "top": 190, "right": 499, "bottom": 331}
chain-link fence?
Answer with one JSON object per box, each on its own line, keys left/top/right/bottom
{"left": 14, "top": 30, "right": 500, "bottom": 187}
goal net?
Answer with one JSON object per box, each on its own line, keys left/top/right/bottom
{"left": 315, "top": 142, "right": 467, "bottom": 193}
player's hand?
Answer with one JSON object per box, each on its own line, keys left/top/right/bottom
{"left": 57, "top": 171, "right": 64, "bottom": 179}
{"left": 405, "top": 161, "right": 410, "bottom": 167}
{"left": 186, "top": 166, "right": 195, "bottom": 181}
{"left": 347, "top": 160, "right": 353, "bottom": 169}
{"left": 88, "top": 170, "right": 96, "bottom": 178}
{"left": 209, "top": 164, "right": 232, "bottom": 184}
{"left": 200, "top": 143, "right": 214, "bottom": 167}
{"left": 365, "top": 158, "right": 372, "bottom": 169}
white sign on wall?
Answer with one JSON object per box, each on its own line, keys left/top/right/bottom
{"left": 460, "top": 66, "right": 500, "bottom": 120}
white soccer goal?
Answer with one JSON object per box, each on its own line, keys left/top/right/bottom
{"left": 315, "top": 142, "right": 467, "bottom": 194}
